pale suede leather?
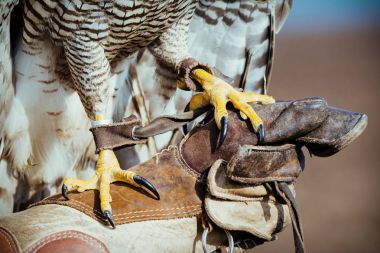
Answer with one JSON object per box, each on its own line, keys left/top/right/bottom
{"left": 206, "top": 159, "right": 293, "bottom": 241}
{"left": 0, "top": 205, "right": 227, "bottom": 253}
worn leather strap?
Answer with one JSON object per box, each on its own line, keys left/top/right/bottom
{"left": 90, "top": 115, "right": 147, "bottom": 153}
{"left": 91, "top": 107, "right": 210, "bottom": 152}
{"left": 134, "top": 106, "right": 210, "bottom": 138}
{"left": 271, "top": 182, "right": 305, "bottom": 253}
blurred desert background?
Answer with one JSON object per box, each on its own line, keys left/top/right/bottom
{"left": 256, "top": 1, "right": 380, "bottom": 253}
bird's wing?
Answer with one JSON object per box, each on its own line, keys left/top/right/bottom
{"left": 188, "top": 0, "right": 292, "bottom": 92}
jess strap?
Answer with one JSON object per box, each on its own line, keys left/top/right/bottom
{"left": 90, "top": 107, "right": 210, "bottom": 153}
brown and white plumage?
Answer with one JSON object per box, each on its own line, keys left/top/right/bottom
{"left": 0, "top": 0, "right": 292, "bottom": 215}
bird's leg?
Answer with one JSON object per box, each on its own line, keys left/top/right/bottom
{"left": 62, "top": 114, "right": 159, "bottom": 228}
{"left": 184, "top": 68, "right": 275, "bottom": 146}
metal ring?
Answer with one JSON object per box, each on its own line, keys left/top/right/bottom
{"left": 202, "top": 227, "right": 234, "bottom": 253}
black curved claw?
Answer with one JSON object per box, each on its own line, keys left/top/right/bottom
{"left": 257, "top": 124, "right": 265, "bottom": 145}
{"left": 217, "top": 116, "right": 228, "bottom": 149}
{"left": 104, "top": 210, "right": 115, "bottom": 229}
{"left": 133, "top": 175, "right": 160, "bottom": 200}
{"left": 182, "top": 103, "right": 190, "bottom": 135}
{"left": 62, "top": 184, "right": 69, "bottom": 200}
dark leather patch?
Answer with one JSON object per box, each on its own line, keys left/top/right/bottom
{"left": 297, "top": 107, "right": 368, "bottom": 156}
{"left": 90, "top": 115, "right": 146, "bottom": 153}
{"left": 31, "top": 147, "right": 203, "bottom": 226}
{"left": 0, "top": 227, "right": 19, "bottom": 253}
{"left": 27, "top": 230, "right": 109, "bottom": 253}
{"left": 226, "top": 144, "right": 304, "bottom": 184}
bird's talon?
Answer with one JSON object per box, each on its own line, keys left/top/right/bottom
{"left": 62, "top": 184, "right": 69, "bottom": 200}
{"left": 217, "top": 116, "right": 228, "bottom": 149}
{"left": 133, "top": 175, "right": 160, "bottom": 200}
{"left": 187, "top": 69, "right": 273, "bottom": 146}
{"left": 104, "top": 210, "right": 115, "bottom": 229}
{"left": 257, "top": 124, "right": 265, "bottom": 144}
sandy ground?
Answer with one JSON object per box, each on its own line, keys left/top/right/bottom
{"left": 255, "top": 29, "right": 380, "bottom": 253}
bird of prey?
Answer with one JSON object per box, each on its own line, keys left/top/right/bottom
{"left": 0, "top": 0, "right": 292, "bottom": 227}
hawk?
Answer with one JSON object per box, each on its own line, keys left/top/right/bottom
{"left": 0, "top": 0, "right": 292, "bottom": 227}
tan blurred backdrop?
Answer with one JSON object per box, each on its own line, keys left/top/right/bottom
{"left": 256, "top": 1, "right": 380, "bottom": 253}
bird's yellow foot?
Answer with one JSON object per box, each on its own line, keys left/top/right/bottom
{"left": 185, "top": 68, "right": 275, "bottom": 146}
{"left": 62, "top": 149, "right": 159, "bottom": 228}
